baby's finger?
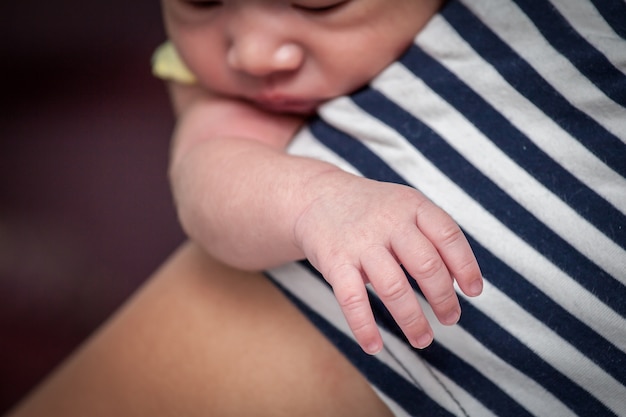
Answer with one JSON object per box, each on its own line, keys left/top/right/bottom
{"left": 392, "top": 227, "right": 462, "bottom": 327}
{"left": 328, "top": 264, "right": 383, "bottom": 355}
{"left": 361, "top": 246, "right": 433, "bottom": 349}
{"left": 415, "top": 202, "right": 483, "bottom": 297}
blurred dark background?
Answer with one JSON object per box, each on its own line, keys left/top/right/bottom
{"left": 0, "top": 1, "right": 185, "bottom": 412}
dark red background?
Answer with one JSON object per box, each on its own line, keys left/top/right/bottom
{"left": 0, "top": 1, "right": 185, "bottom": 412}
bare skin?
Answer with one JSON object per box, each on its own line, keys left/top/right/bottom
{"left": 6, "top": 242, "right": 393, "bottom": 417}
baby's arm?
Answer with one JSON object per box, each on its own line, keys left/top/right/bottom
{"left": 168, "top": 83, "right": 483, "bottom": 354}
{"left": 168, "top": 83, "right": 312, "bottom": 267}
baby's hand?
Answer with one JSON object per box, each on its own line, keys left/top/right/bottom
{"left": 294, "top": 171, "right": 482, "bottom": 355}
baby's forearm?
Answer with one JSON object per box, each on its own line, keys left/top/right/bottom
{"left": 170, "top": 134, "right": 343, "bottom": 271}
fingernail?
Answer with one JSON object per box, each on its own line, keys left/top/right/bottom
{"left": 366, "top": 342, "right": 382, "bottom": 355}
{"left": 415, "top": 333, "right": 433, "bottom": 348}
{"left": 445, "top": 309, "right": 460, "bottom": 325}
{"left": 470, "top": 279, "right": 483, "bottom": 296}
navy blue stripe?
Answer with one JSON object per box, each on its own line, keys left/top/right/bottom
{"left": 265, "top": 272, "right": 456, "bottom": 416}
{"left": 440, "top": 0, "right": 626, "bottom": 178}
{"left": 511, "top": 0, "right": 626, "bottom": 107}
{"left": 589, "top": 0, "right": 626, "bottom": 39}
{"left": 396, "top": 46, "right": 626, "bottom": 250}
{"left": 322, "top": 94, "right": 626, "bottom": 318}
{"left": 309, "top": 118, "right": 406, "bottom": 184}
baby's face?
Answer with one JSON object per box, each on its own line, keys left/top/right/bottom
{"left": 162, "top": 0, "right": 443, "bottom": 114}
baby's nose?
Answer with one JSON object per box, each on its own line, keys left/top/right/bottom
{"left": 227, "top": 38, "right": 304, "bottom": 77}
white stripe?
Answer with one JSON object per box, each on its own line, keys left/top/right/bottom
{"left": 548, "top": 0, "right": 626, "bottom": 76}
{"left": 370, "top": 64, "right": 626, "bottom": 281}
{"left": 381, "top": 331, "right": 500, "bottom": 417}
{"left": 414, "top": 14, "right": 626, "bottom": 215}
{"left": 371, "top": 389, "right": 412, "bottom": 417}
{"left": 419, "top": 368, "right": 500, "bottom": 417}
{"left": 318, "top": 98, "right": 626, "bottom": 354}
{"left": 456, "top": 0, "right": 626, "bottom": 142}
{"left": 286, "top": 128, "right": 361, "bottom": 177}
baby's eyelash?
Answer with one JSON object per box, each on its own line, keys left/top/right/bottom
{"left": 293, "top": 0, "right": 348, "bottom": 13}
{"left": 185, "top": 0, "right": 222, "bottom": 8}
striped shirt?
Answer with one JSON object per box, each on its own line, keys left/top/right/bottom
{"left": 266, "top": 0, "right": 626, "bottom": 415}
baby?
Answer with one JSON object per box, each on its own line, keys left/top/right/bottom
{"left": 156, "top": 0, "right": 483, "bottom": 354}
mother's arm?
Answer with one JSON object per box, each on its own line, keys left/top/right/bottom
{"left": 7, "top": 242, "right": 392, "bottom": 417}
